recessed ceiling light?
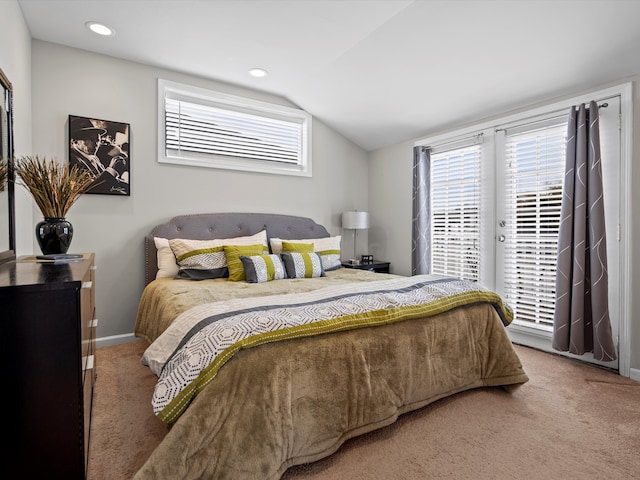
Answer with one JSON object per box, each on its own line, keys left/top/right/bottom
{"left": 86, "top": 21, "right": 115, "bottom": 36}
{"left": 249, "top": 68, "right": 268, "bottom": 78}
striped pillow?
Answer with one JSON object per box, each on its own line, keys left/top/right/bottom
{"left": 169, "top": 230, "right": 268, "bottom": 280}
{"left": 280, "top": 252, "right": 325, "bottom": 279}
{"left": 240, "top": 254, "right": 287, "bottom": 283}
{"left": 270, "top": 236, "right": 342, "bottom": 271}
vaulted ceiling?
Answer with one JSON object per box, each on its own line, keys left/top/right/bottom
{"left": 18, "top": 0, "right": 640, "bottom": 151}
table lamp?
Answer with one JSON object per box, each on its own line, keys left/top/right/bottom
{"left": 341, "top": 211, "right": 369, "bottom": 263}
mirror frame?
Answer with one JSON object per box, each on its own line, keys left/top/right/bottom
{"left": 0, "top": 67, "right": 15, "bottom": 264}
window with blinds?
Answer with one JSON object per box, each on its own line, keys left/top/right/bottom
{"left": 502, "top": 123, "right": 566, "bottom": 330}
{"left": 430, "top": 143, "right": 481, "bottom": 281}
{"left": 158, "top": 79, "right": 312, "bottom": 176}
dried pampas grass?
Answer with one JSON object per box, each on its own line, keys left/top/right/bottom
{"left": 14, "top": 155, "right": 94, "bottom": 218}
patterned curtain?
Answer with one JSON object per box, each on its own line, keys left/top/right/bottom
{"left": 412, "top": 146, "right": 430, "bottom": 275}
{"left": 552, "top": 101, "right": 616, "bottom": 361}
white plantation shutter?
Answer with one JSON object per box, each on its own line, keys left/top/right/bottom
{"left": 159, "top": 79, "right": 311, "bottom": 176}
{"left": 430, "top": 142, "right": 481, "bottom": 281}
{"left": 165, "top": 99, "right": 301, "bottom": 164}
{"left": 502, "top": 122, "right": 566, "bottom": 330}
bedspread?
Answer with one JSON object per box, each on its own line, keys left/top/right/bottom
{"left": 134, "top": 295, "right": 528, "bottom": 480}
{"left": 143, "top": 275, "right": 514, "bottom": 423}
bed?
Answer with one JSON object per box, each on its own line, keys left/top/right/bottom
{"left": 133, "top": 212, "right": 528, "bottom": 480}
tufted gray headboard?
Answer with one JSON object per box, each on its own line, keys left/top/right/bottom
{"left": 145, "top": 212, "right": 330, "bottom": 286}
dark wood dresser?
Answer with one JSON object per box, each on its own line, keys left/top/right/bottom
{"left": 0, "top": 253, "right": 97, "bottom": 479}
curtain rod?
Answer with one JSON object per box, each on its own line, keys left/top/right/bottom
{"left": 423, "top": 132, "right": 484, "bottom": 153}
{"left": 418, "top": 94, "right": 618, "bottom": 148}
{"left": 494, "top": 94, "right": 616, "bottom": 134}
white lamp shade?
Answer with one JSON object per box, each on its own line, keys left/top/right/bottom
{"left": 342, "top": 211, "right": 369, "bottom": 229}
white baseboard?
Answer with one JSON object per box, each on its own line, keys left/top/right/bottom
{"left": 507, "top": 325, "right": 631, "bottom": 374}
{"left": 96, "top": 333, "right": 140, "bottom": 348}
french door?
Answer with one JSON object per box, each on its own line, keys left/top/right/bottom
{"left": 495, "top": 96, "right": 620, "bottom": 369}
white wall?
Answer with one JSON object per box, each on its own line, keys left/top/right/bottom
{"left": 368, "top": 78, "right": 640, "bottom": 375}
{"left": 368, "top": 140, "right": 414, "bottom": 275}
{"left": 29, "top": 40, "right": 369, "bottom": 343}
{"left": 0, "top": 0, "right": 33, "bottom": 254}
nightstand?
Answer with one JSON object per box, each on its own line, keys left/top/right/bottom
{"left": 342, "top": 260, "right": 390, "bottom": 274}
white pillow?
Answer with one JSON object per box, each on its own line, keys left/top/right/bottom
{"left": 168, "top": 230, "right": 269, "bottom": 280}
{"left": 155, "top": 231, "right": 270, "bottom": 280}
{"left": 154, "top": 237, "right": 179, "bottom": 279}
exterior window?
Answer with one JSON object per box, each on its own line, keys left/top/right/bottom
{"left": 158, "top": 79, "right": 312, "bottom": 176}
{"left": 417, "top": 84, "right": 629, "bottom": 372}
{"left": 430, "top": 143, "right": 481, "bottom": 282}
{"left": 501, "top": 123, "right": 566, "bottom": 330}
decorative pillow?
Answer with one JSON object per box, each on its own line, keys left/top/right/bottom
{"left": 281, "top": 241, "right": 314, "bottom": 253}
{"left": 224, "top": 244, "right": 267, "bottom": 282}
{"left": 271, "top": 236, "right": 342, "bottom": 271}
{"left": 154, "top": 237, "right": 179, "bottom": 279}
{"left": 240, "top": 254, "right": 287, "bottom": 283}
{"left": 280, "top": 252, "right": 325, "bottom": 279}
{"left": 169, "top": 230, "right": 268, "bottom": 280}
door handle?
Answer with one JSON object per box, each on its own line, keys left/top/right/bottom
{"left": 497, "top": 234, "right": 506, "bottom": 242}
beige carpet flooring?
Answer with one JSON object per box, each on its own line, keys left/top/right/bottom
{"left": 87, "top": 341, "right": 640, "bottom": 480}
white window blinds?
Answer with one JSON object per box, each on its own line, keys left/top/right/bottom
{"left": 501, "top": 122, "right": 566, "bottom": 330}
{"left": 159, "top": 79, "right": 312, "bottom": 176}
{"left": 430, "top": 142, "right": 482, "bottom": 281}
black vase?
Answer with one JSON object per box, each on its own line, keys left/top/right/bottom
{"left": 36, "top": 217, "right": 73, "bottom": 255}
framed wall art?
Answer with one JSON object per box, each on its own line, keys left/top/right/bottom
{"left": 68, "top": 114, "right": 130, "bottom": 195}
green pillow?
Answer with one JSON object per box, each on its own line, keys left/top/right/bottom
{"left": 224, "top": 244, "right": 267, "bottom": 281}
{"left": 281, "top": 241, "right": 314, "bottom": 253}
